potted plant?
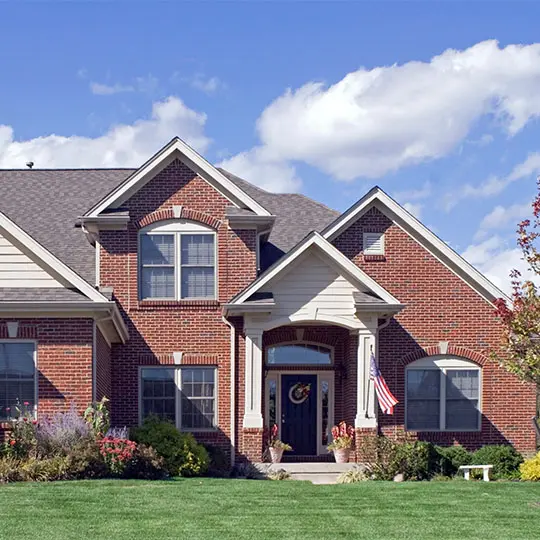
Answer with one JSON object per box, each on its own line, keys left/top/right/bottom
{"left": 267, "top": 424, "right": 292, "bottom": 463}
{"left": 327, "top": 421, "right": 355, "bottom": 463}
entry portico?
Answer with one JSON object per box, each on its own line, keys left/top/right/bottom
{"left": 225, "top": 232, "right": 404, "bottom": 460}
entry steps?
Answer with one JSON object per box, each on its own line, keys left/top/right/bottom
{"left": 257, "top": 462, "right": 361, "bottom": 484}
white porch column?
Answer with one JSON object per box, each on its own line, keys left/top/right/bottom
{"left": 355, "top": 323, "right": 378, "bottom": 429}
{"left": 243, "top": 328, "right": 264, "bottom": 428}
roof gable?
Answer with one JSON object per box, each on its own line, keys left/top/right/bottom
{"left": 321, "top": 187, "right": 510, "bottom": 306}
{"left": 0, "top": 211, "right": 109, "bottom": 303}
{"left": 85, "top": 138, "right": 271, "bottom": 218}
{"left": 229, "top": 231, "right": 402, "bottom": 307}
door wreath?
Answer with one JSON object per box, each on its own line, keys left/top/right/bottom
{"left": 288, "top": 382, "right": 311, "bottom": 404}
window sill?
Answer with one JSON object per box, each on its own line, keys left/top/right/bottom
{"left": 137, "top": 299, "right": 220, "bottom": 310}
{"left": 405, "top": 428, "right": 481, "bottom": 433}
{"left": 363, "top": 254, "right": 386, "bottom": 262}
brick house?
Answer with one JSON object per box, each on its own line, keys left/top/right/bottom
{"left": 0, "top": 137, "right": 536, "bottom": 463}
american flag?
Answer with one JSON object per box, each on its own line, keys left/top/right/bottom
{"left": 370, "top": 352, "right": 398, "bottom": 415}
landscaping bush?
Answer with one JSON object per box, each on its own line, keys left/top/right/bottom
{"left": 99, "top": 436, "right": 137, "bottom": 476}
{"left": 202, "top": 443, "right": 230, "bottom": 477}
{"left": 520, "top": 451, "right": 540, "bottom": 481}
{"left": 131, "top": 417, "right": 209, "bottom": 477}
{"left": 336, "top": 466, "right": 369, "bottom": 484}
{"left": 66, "top": 440, "right": 108, "bottom": 479}
{"left": 434, "top": 445, "right": 472, "bottom": 476}
{"left": 36, "top": 405, "right": 92, "bottom": 457}
{"left": 20, "top": 456, "right": 71, "bottom": 482}
{"left": 123, "top": 444, "right": 168, "bottom": 480}
{"left": 471, "top": 445, "right": 523, "bottom": 479}
{"left": 0, "top": 457, "right": 24, "bottom": 483}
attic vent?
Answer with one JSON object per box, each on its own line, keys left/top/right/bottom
{"left": 363, "top": 232, "right": 385, "bottom": 255}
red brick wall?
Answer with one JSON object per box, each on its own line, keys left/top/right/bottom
{"left": 100, "top": 159, "right": 257, "bottom": 459}
{"left": 332, "top": 206, "right": 537, "bottom": 454}
{"left": 95, "top": 327, "right": 111, "bottom": 402}
{"left": 0, "top": 318, "right": 93, "bottom": 436}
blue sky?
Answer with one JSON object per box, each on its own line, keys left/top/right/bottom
{"left": 1, "top": 2, "right": 540, "bottom": 292}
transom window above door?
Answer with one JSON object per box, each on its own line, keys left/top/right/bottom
{"left": 139, "top": 220, "right": 216, "bottom": 300}
{"left": 267, "top": 343, "right": 332, "bottom": 365}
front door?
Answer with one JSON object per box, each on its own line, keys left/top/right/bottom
{"left": 281, "top": 374, "right": 318, "bottom": 455}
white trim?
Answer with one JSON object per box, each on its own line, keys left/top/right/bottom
{"left": 363, "top": 232, "right": 385, "bottom": 255}
{"left": 405, "top": 356, "right": 482, "bottom": 432}
{"left": 0, "top": 211, "right": 110, "bottom": 303}
{"left": 95, "top": 239, "right": 101, "bottom": 288}
{"left": 92, "top": 321, "right": 96, "bottom": 401}
{"left": 265, "top": 370, "right": 334, "bottom": 456}
{"left": 266, "top": 341, "right": 334, "bottom": 366}
{"left": 85, "top": 137, "right": 271, "bottom": 218}
{"left": 138, "top": 365, "right": 218, "bottom": 432}
{"left": 0, "top": 340, "right": 38, "bottom": 421}
{"left": 322, "top": 187, "right": 510, "bottom": 305}
{"left": 230, "top": 232, "right": 401, "bottom": 307}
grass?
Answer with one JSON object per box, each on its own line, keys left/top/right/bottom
{"left": 0, "top": 479, "right": 539, "bottom": 539}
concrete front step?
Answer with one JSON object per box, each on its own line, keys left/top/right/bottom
{"left": 255, "top": 462, "right": 362, "bottom": 485}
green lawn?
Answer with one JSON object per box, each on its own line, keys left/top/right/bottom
{"left": 0, "top": 479, "right": 539, "bottom": 539}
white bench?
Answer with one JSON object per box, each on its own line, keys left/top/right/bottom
{"left": 459, "top": 464, "right": 493, "bottom": 482}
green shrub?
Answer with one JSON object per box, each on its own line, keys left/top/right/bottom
{"left": 231, "top": 462, "right": 268, "bottom": 479}
{"left": 0, "top": 457, "right": 24, "bottom": 483}
{"left": 471, "top": 445, "right": 523, "bottom": 479}
{"left": 66, "top": 440, "right": 108, "bottom": 479}
{"left": 337, "top": 466, "right": 369, "bottom": 484}
{"left": 434, "top": 445, "right": 472, "bottom": 476}
{"left": 20, "top": 456, "right": 71, "bottom": 482}
{"left": 131, "top": 417, "right": 209, "bottom": 477}
{"left": 268, "top": 468, "right": 291, "bottom": 481}
{"left": 123, "top": 444, "right": 168, "bottom": 480}
{"left": 202, "top": 444, "right": 230, "bottom": 477}
{"left": 520, "top": 452, "right": 540, "bottom": 481}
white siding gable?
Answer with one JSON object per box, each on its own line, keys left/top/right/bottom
{"left": 260, "top": 250, "right": 359, "bottom": 319}
{"left": 0, "top": 232, "right": 63, "bottom": 288}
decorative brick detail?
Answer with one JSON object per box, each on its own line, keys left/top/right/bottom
{"left": 0, "top": 323, "right": 37, "bottom": 339}
{"left": 397, "top": 344, "right": 490, "bottom": 367}
{"left": 137, "top": 353, "right": 221, "bottom": 366}
{"left": 135, "top": 206, "right": 222, "bottom": 230}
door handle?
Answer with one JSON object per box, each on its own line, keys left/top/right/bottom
{"left": 281, "top": 413, "right": 285, "bottom": 424}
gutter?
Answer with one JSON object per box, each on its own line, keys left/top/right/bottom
{"left": 222, "top": 315, "right": 236, "bottom": 468}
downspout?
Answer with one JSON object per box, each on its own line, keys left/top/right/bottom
{"left": 222, "top": 315, "right": 236, "bottom": 468}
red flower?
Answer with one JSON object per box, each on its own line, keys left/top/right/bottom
{"left": 23, "top": 402, "right": 29, "bottom": 406}
{"left": 9, "top": 440, "right": 15, "bottom": 446}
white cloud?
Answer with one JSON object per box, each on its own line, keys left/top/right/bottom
{"left": 394, "top": 181, "right": 432, "bottom": 202}
{"left": 461, "top": 235, "right": 537, "bottom": 295}
{"left": 0, "top": 97, "right": 210, "bottom": 168}
{"left": 217, "top": 146, "right": 301, "bottom": 193}
{"left": 476, "top": 202, "right": 531, "bottom": 239}
{"left": 507, "top": 152, "right": 540, "bottom": 181}
{"left": 402, "top": 202, "right": 423, "bottom": 219}
{"left": 221, "top": 40, "right": 540, "bottom": 191}
{"left": 182, "top": 73, "right": 226, "bottom": 95}
{"left": 90, "top": 82, "right": 134, "bottom": 95}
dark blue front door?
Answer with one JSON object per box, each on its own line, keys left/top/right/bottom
{"left": 281, "top": 374, "right": 317, "bottom": 456}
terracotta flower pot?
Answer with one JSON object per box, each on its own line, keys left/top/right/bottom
{"left": 333, "top": 448, "right": 351, "bottom": 463}
{"left": 269, "top": 447, "right": 284, "bottom": 463}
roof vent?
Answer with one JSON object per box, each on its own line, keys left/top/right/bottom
{"left": 26, "top": 161, "right": 34, "bottom": 169}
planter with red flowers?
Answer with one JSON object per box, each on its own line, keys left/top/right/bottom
{"left": 267, "top": 424, "right": 292, "bottom": 463}
{"left": 327, "top": 421, "right": 355, "bottom": 463}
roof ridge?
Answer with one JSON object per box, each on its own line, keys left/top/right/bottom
{"left": 0, "top": 168, "right": 137, "bottom": 172}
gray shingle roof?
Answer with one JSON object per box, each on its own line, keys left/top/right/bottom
{"left": 353, "top": 291, "right": 385, "bottom": 304}
{"left": 0, "top": 169, "right": 135, "bottom": 284}
{"left": 0, "top": 288, "right": 88, "bottom": 302}
{"left": 0, "top": 166, "right": 339, "bottom": 293}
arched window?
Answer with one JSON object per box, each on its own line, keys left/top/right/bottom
{"left": 266, "top": 343, "right": 332, "bottom": 365}
{"left": 139, "top": 220, "right": 216, "bottom": 300}
{"left": 406, "top": 356, "right": 481, "bottom": 432}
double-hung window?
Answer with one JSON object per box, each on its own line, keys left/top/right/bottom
{"left": 0, "top": 342, "right": 36, "bottom": 420}
{"left": 406, "top": 356, "right": 481, "bottom": 431}
{"left": 140, "top": 367, "right": 216, "bottom": 430}
{"left": 139, "top": 221, "right": 216, "bottom": 300}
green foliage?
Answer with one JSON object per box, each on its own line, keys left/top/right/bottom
{"left": 0, "top": 456, "right": 72, "bottom": 483}
{"left": 360, "top": 437, "right": 436, "bottom": 481}
{"left": 6, "top": 408, "right": 38, "bottom": 459}
{"left": 471, "top": 445, "right": 523, "bottom": 479}
{"left": 131, "top": 417, "right": 209, "bottom": 477}
{"left": 434, "top": 445, "right": 472, "bottom": 476}
{"left": 231, "top": 462, "right": 268, "bottom": 479}
{"left": 0, "top": 456, "right": 24, "bottom": 483}
{"left": 202, "top": 443, "right": 230, "bottom": 477}
{"left": 520, "top": 451, "right": 540, "bottom": 481}
{"left": 123, "top": 444, "right": 168, "bottom": 480}
{"left": 84, "top": 397, "right": 111, "bottom": 438}
{"left": 66, "top": 440, "right": 108, "bottom": 480}
{"left": 268, "top": 468, "right": 291, "bottom": 481}
{"left": 336, "top": 466, "right": 369, "bottom": 484}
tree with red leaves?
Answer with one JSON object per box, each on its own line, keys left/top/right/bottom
{"left": 493, "top": 179, "right": 540, "bottom": 391}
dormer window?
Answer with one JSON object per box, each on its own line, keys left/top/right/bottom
{"left": 139, "top": 220, "right": 216, "bottom": 300}
{"left": 363, "top": 232, "right": 385, "bottom": 255}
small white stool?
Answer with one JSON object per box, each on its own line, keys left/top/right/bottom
{"left": 459, "top": 464, "right": 493, "bottom": 482}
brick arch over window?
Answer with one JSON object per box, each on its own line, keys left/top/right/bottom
{"left": 135, "top": 207, "right": 222, "bottom": 230}
{"left": 396, "top": 345, "right": 489, "bottom": 367}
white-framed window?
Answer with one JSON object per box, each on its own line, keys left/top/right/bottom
{"left": 0, "top": 341, "right": 37, "bottom": 420}
{"left": 406, "top": 356, "right": 481, "bottom": 432}
{"left": 140, "top": 366, "right": 217, "bottom": 430}
{"left": 266, "top": 343, "right": 333, "bottom": 365}
{"left": 139, "top": 220, "right": 216, "bottom": 300}
{"left": 363, "top": 232, "right": 385, "bottom": 255}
